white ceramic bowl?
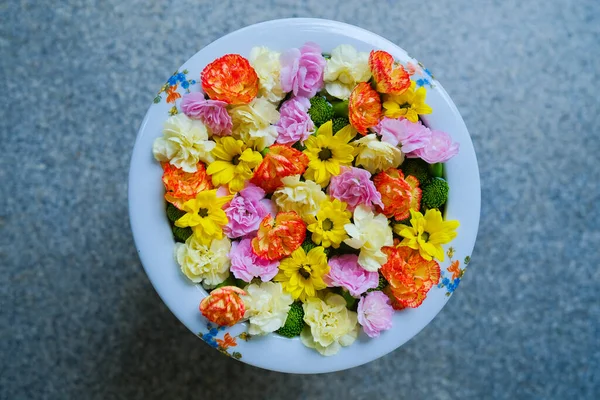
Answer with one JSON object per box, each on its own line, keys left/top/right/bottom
{"left": 129, "top": 18, "right": 480, "bottom": 374}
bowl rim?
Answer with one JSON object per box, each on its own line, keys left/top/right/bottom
{"left": 128, "top": 17, "right": 481, "bottom": 374}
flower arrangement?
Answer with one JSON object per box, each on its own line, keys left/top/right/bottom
{"left": 153, "top": 43, "right": 460, "bottom": 356}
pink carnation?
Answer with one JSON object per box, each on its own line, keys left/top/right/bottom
{"left": 373, "top": 117, "right": 431, "bottom": 153}
{"left": 275, "top": 96, "right": 315, "bottom": 145}
{"left": 324, "top": 254, "right": 379, "bottom": 297}
{"left": 223, "top": 183, "right": 276, "bottom": 238}
{"left": 280, "top": 42, "right": 326, "bottom": 98}
{"left": 408, "top": 129, "right": 459, "bottom": 163}
{"left": 357, "top": 291, "right": 394, "bottom": 338}
{"left": 229, "top": 238, "right": 279, "bottom": 282}
{"left": 328, "top": 167, "right": 384, "bottom": 211}
{"left": 180, "top": 92, "right": 232, "bottom": 136}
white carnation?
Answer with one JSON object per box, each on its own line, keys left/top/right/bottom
{"left": 323, "top": 44, "right": 371, "bottom": 100}
{"left": 175, "top": 236, "right": 231, "bottom": 287}
{"left": 249, "top": 46, "right": 286, "bottom": 103}
{"left": 353, "top": 134, "right": 404, "bottom": 174}
{"left": 152, "top": 113, "right": 216, "bottom": 172}
{"left": 241, "top": 282, "right": 293, "bottom": 335}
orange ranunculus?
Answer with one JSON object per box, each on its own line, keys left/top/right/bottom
{"left": 216, "top": 332, "right": 237, "bottom": 350}
{"left": 447, "top": 260, "right": 461, "bottom": 280}
{"left": 162, "top": 162, "right": 213, "bottom": 209}
{"left": 166, "top": 84, "right": 182, "bottom": 103}
{"left": 201, "top": 54, "right": 259, "bottom": 105}
{"left": 250, "top": 145, "right": 309, "bottom": 193}
{"left": 348, "top": 82, "right": 382, "bottom": 135}
{"left": 369, "top": 50, "right": 411, "bottom": 95}
{"left": 252, "top": 211, "right": 306, "bottom": 261}
{"left": 199, "top": 286, "right": 246, "bottom": 327}
{"left": 373, "top": 169, "right": 421, "bottom": 221}
{"left": 380, "top": 246, "right": 440, "bottom": 309}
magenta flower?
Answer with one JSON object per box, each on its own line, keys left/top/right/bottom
{"left": 180, "top": 92, "right": 232, "bottom": 136}
{"left": 408, "top": 129, "right": 459, "bottom": 163}
{"left": 357, "top": 291, "right": 394, "bottom": 338}
{"left": 324, "top": 254, "right": 379, "bottom": 297}
{"left": 328, "top": 167, "right": 384, "bottom": 212}
{"left": 223, "top": 183, "right": 276, "bottom": 238}
{"left": 280, "top": 42, "right": 326, "bottom": 98}
{"left": 275, "top": 96, "right": 315, "bottom": 145}
{"left": 229, "top": 238, "right": 280, "bottom": 282}
{"left": 373, "top": 117, "right": 431, "bottom": 153}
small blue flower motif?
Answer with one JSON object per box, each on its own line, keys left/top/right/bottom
{"left": 168, "top": 75, "right": 178, "bottom": 86}
{"left": 423, "top": 68, "right": 433, "bottom": 78}
{"left": 181, "top": 80, "right": 190, "bottom": 89}
{"left": 416, "top": 78, "right": 430, "bottom": 88}
{"left": 177, "top": 72, "right": 186, "bottom": 82}
{"left": 190, "top": 80, "right": 197, "bottom": 85}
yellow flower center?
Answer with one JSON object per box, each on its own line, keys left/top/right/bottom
{"left": 231, "top": 155, "right": 240, "bottom": 165}
{"left": 318, "top": 148, "right": 333, "bottom": 161}
{"left": 399, "top": 102, "right": 411, "bottom": 109}
{"left": 322, "top": 218, "right": 334, "bottom": 231}
{"left": 421, "top": 231, "right": 430, "bottom": 242}
{"left": 299, "top": 265, "right": 312, "bottom": 279}
{"left": 198, "top": 208, "right": 209, "bottom": 218}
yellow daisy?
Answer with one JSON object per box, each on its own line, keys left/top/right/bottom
{"left": 303, "top": 121, "right": 355, "bottom": 187}
{"left": 175, "top": 189, "right": 234, "bottom": 245}
{"left": 382, "top": 81, "right": 432, "bottom": 122}
{"left": 307, "top": 199, "right": 351, "bottom": 248}
{"left": 206, "top": 136, "right": 262, "bottom": 192}
{"left": 275, "top": 246, "right": 330, "bottom": 302}
{"left": 394, "top": 208, "right": 459, "bottom": 261}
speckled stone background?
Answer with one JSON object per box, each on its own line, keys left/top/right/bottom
{"left": 2, "top": 0, "right": 599, "bottom": 398}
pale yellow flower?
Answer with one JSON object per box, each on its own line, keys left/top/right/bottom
{"left": 249, "top": 46, "right": 286, "bottom": 103}
{"left": 301, "top": 293, "right": 359, "bottom": 356}
{"left": 241, "top": 281, "right": 294, "bottom": 335}
{"left": 344, "top": 205, "right": 394, "bottom": 271}
{"left": 174, "top": 236, "right": 231, "bottom": 287}
{"left": 323, "top": 44, "right": 371, "bottom": 100}
{"left": 353, "top": 134, "right": 404, "bottom": 174}
{"left": 229, "top": 97, "right": 280, "bottom": 150}
{"left": 272, "top": 175, "right": 327, "bottom": 223}
{"left": 153, "top": 113, "right": 215, "bottom": 172}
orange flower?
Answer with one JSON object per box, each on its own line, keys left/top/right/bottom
{"left": 381, "top": 246, "right": 440, "bottom": 309}
{"left": 369, "top": 50, "right": 411, "bottom": 95}
{"left": 162, "top": 162, "right": 212, "bottom": 209}
{"left": 201, "top": 54, "right": 259, "bottom": 105}
{"left": 216, "top": 333, "right": 237, "bottom": 350}
{"left": 250, "top": 145, "right": 309, "bottom": 193}
{"left": 373, "top": 169, "right": 421, "bottom": 220}
{"left": 448, "top": 260, "right": 461, "bottom": 280}
{"left": 348, "top": 82, "right": 382, "bottom": 135}
{"left": 199, "top": 286, "right": 246, "bottom": 327}
{"left": 166, "top": 84, "right": 182, "bottom": 103}
{"left": 252, "top": 211, "right": 306, "bottom": 261}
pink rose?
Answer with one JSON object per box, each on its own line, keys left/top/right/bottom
{"left": 280, "top": 42, "right": 326, "bottom": 98}
{"left": 275, "top": 96, "right": 315, "bottom": 145}
{"left": 408, "top": 129, "right": 459, "bottom": 163}
{"left": 357, "top": 291, "right": 394, "bottom": 338}
{"left": 328, "top": 167, "right": 384, "bottom": 212}
{"left": 180, "top": 92, "right": 232, "bottom": 136}
{"left": 223, "top": 183, "right": 276, "bottom": 238}
{"left": 229, "top": 238, "right": 279, "bottom": 282}
{"left": 324, "top": 254, "right": 379, "bottom": 297}
{"left": 373, "top": 117, "right": 431, "bottom": 153}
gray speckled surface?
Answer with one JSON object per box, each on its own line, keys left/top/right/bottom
{"left": 2, "top": 0, "right": 600, "bottom": 399}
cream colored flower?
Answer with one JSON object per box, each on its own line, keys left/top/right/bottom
{"left": 301, "top": 293, "right": 358, "bottom": 356}
{"left": 272, "top": 175, "right": 327, "bottom": 223}
{"left": 241, "top": 281, "right": 293, "bottom": 335}
{"left": 229, "top": 97, "right": 280, "bottom": 150}
{"left": 323, "top": 44, "right": 371, "bottom": 100}
{"left": 153, "top": 114, "right": 216, "bottom": 172}
{"left": 249, "top": 46, "right": 286, "bottom": 103}
{"left": 344, "top": 205, "right": 394, "bottom": 271}
{"left": 174, "top": 235, "right": 231, "bottom": 287}
{"left": 353, "top": 134, "right": 404, "bottom": 174}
